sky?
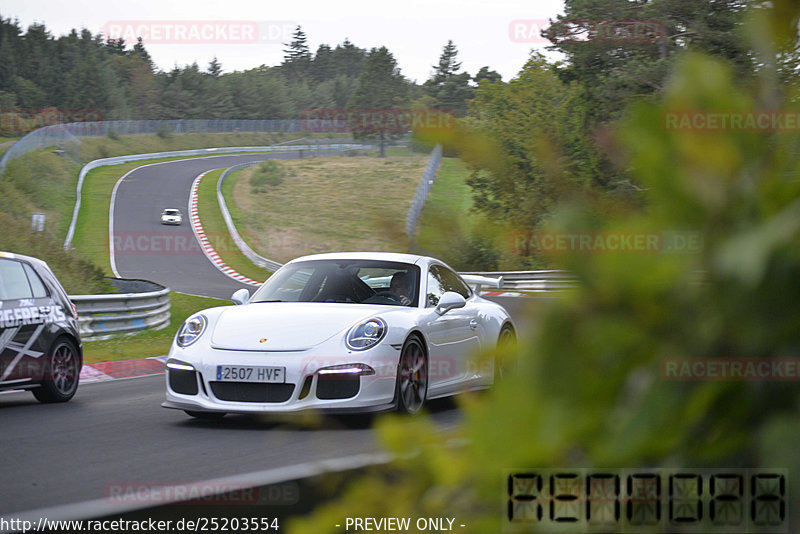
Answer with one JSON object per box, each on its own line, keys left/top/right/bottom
{"left": 0, "top": 0, "right": 565, "bottom": 83}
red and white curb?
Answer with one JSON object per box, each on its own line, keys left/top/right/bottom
{"left": 189, "top": 172, "right": 262, "bottom": 287}
{"left": 80, "top": 356, "right": 167, "bottom": 383}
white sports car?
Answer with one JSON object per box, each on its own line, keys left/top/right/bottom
{"left": 162, "top": 252, "right": 515, "bottom": 419}
{"left": 160, "top": 208, "right": 182, "bottom": 225}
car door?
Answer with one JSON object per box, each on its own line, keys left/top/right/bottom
{"left": 0, "top": 258, "right": 53, "bottom": 385}
{"left": 424, "top": 264, "right": 482, "bottom": 387}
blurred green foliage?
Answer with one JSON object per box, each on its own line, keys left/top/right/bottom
{"left": 289, "top": 2, "right": 800, "bottom": 532}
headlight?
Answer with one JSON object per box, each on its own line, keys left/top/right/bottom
{"left": 346, "top": 318, "right": 387, "bottom": 351}
{"left": 176, "top": 315, "right": 207, "bottom": 347}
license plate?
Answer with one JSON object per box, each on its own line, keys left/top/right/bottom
{"left": 216, "top": 365, "right": 285, "bottom": 383}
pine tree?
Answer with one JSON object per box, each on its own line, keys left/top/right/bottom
{"left": 207, "top": 57, "right": 222, "bottom": 77}
{"left": 281, "top": 25, "right": 311, "bottom": 82}
{"left": 430, "top": 40, "right": 461, "bottom": 85}
{"left": 424, "top": 40, "right": 473, "bottom": 116}
{"left": 474, "top": 66, "right": 501, "bottom": 85}
{"left": 132, "top": 37, "right": 154, "bottom": 71}
{"left": 332, "top": 38, "right": 366, "bottom": 78}
{"left": 0, "top": 33, "right": 17, "bottom": 90}
{"left": 347, "top": 46, "right": 408, "bottom": 157}
{"left": 311, "top": 44, "right": 334, "bottom": 82}
{"left": 105, "top": 37, "right": 126, "bottom": 55}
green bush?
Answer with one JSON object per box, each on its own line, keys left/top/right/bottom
{"left": 249, "top": 160, "right": 286, "bottom": 193}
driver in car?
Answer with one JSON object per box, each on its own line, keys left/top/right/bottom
{"left": 389, "top": 272, "right": 412, "bottom": 306}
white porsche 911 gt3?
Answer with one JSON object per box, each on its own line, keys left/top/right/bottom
{"left": 162, "top": 252, "right": 515, "bottom": 419}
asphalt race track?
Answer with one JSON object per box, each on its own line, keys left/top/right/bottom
{"left": 0, "top": 375, "right": 461, "bottom": 518}
{"left": 0, "top": 152, "right": 541, "bottom": 521}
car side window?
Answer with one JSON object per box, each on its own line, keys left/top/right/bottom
{"left": 439, "top": 266, "right": 472, "bottom": 299}
{"left": 426, "top": 266, "right": 447, "bottom": 307}
{"left": 0, "top": 259, "right": 34, "bottom": 300}
{"left": 23, "top": 263, "right": 49, "bottom": 298}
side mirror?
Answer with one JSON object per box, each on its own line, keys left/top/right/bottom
{"left": 231, "top": 288, "right": 250, "bottom": 306}
{"left": 435, "top": 291, "right": 466, "bottom": 316}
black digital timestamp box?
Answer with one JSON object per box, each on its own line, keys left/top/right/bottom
{"left": 504, "top": 469, "right": 787, "bottom": 532}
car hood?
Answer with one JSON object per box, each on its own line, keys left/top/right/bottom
{"left": 209, "top": 302, "right": 392, "bottom": 351}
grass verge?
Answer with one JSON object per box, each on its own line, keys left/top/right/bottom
{"left": 414, "top": 157, "right": 518, "bottom": 270}
{"left": 226, "top": 154, "right": 427, "bottom": 262}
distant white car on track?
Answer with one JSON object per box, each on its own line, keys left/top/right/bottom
{"left": 162, "top": 252, "right": 515, "bottom": 419}
{"left": 160, "top": 208, "right": 182, "bottom": 225}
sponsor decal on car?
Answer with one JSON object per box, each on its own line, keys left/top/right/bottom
{"left": 0, "top": 302, "right": 66, "bottom": 328}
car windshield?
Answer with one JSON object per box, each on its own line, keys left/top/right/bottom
{"left": 250, "top": 259, "right": 420, "bottom": 306}
{"left": 163, "top": 209, "right": 180, "bottom": 215}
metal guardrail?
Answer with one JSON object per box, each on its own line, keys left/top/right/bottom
{"left": 405, "top": 144, "right": 443, "bottom": 238}
{"left": 70, "top": 279, "right": 170, "bottom": 339}
{"left": 217, "top": 161, "right": 284, "bottom": 272}
{"left": 460, "top": 270, "right": 579, "bottom": 292}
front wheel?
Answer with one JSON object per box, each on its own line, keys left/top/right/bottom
{"left": 33, "top": 338, "right": 80, "bottom": 403}
{"left": 396, "top": 336, "right": 428, "bottom": 414}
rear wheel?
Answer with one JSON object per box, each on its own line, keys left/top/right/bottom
{"left": 495, "top": 324, "right": 517, "bottom": 381}
{"left": 185, "top": 411, "right": 226, "bottom": 420}
{"left": 396, "top": 336, "right": 428, "bottom": 414}
{"left": 33, "top": 338, "right": 80, "bottom": 403}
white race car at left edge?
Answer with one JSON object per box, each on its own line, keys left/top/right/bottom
{"left": 162, "top": 252, "right": 515, "bottom": 419}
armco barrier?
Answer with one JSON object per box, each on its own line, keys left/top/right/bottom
{"left": 460, "top": 270, "right": 579, "bottom": 292}
{"left": 70, "top": 278, "right": 170, "bottom": 338}
{"left": 217, "top": 161, "right": 284, "bottom": 272}
{"left": 405, "top": 144, "right": 443, "bottom": 238}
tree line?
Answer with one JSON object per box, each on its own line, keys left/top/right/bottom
{"left": 0, "top": 18, "right": 499, "bottom": 133}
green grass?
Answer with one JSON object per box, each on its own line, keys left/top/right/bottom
{"left": 196, "top": 168, "right": 271, "bottom": 282}
{"left": 81, "top": 292, "right": 226, "bottom": 363}
{"left": 225, "top": 154, "right": 428, "bottom": 262}
{"left": 413, "top": 157, "right": 517, "bottom": 270}
{"left": 0, "top": 150, "right": 81, "bottom": 239}
{"left": 0, "top": 137, "right": 17, "bottom": 157}
{"left": 415, "top": 157, "right": 481, "bottom": 250}
{"left": 0, "top": 149, "right": 111, "bottom": 294}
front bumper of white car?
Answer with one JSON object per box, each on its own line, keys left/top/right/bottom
{"left": 162, "top": 343, "right": 402, "bottom": 414}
